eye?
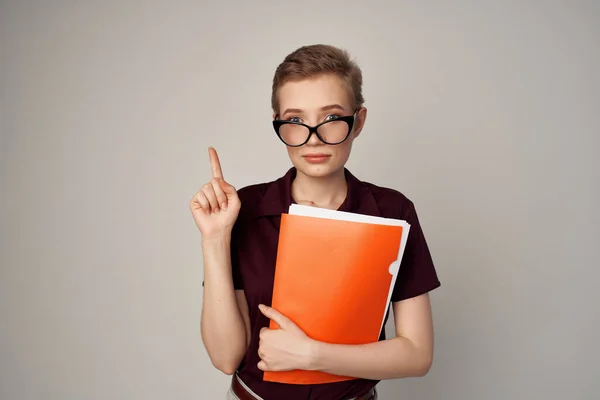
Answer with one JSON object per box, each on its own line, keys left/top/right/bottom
{"left": 288, "top": 116, "right": 302, "bottom": 123}
{"left": 324, "top": 114, "right": 340, "bottom": 121}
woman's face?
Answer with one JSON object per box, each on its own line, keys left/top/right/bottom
{"left": 275, "top": 74, "right": 367, "bottom": 179}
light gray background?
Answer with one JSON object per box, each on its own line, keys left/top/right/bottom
{"left": 1, "top": 1, "right": 599, "bottom": 399}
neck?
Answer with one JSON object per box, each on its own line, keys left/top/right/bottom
{"left": 291, "top": 168, "right": 348, "bottom": 210}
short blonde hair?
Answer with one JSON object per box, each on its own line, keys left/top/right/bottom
{"left": 271, "top": 44, "right": 364, "bottom": 114}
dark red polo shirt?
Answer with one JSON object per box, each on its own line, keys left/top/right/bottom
{"left": 229, "top": 167, "right": 440, "bottom": 400}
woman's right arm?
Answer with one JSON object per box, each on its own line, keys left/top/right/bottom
{"left": 190, "top": 147, "right": 249, "bottom": 375}
{"left": 201, "top": 236, "right": 249, "bottom": 375}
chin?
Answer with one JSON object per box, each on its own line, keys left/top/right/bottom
{"left": 294, "top": 160, "right": 344, "bottom": 178}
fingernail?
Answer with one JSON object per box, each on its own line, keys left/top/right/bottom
{"left": 221, "top": 202, "right": 227, "bottom": 211}
{"left": 214, "top": 208, "right": 220, "bottom": 214}
{"left": 205, "top": 210, "right": 210, "bottom": 216}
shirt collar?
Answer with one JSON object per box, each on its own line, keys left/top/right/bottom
{"left": 258, "top": 167, "right": 381, "bottom": 218}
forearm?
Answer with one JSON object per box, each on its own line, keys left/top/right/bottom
{"left": 200, "top": 235, "right": 247, "bottom": 374}
{"left": 311, "top": 336, "right": 432, "bottom": 380}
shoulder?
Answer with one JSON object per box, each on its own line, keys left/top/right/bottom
{"left": 237, "top": 181, "right": 270, "bottom": 203}
{"left": 234, "top": 170, "right": 288, "bottom": 222}
{"left": 235, "top": 182, "right": 270, "bottom": 221}
{"left": 360, "top": 179, "right": 416, "bottom": 220}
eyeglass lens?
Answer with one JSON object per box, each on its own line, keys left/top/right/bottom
{"left": 279, "top": 120, "right": 349, "bottom": 146}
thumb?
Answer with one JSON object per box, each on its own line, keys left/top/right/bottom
{"left": 259, "top": 304, "right": 292, "bottom": 330}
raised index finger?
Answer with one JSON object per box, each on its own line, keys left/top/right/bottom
{"left": 208, "top": 147, "right": 223, "bottom": 179}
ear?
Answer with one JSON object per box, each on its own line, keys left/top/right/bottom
{"left": 272, "top": 112, "right": 278, "bottom": 120}
{"left": 352, "top": 107, "right": 368, "bottom": 138}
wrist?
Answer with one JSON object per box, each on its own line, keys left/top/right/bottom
{"left": 201, "top": 232, "right": 232, "bottom": 247}
{"left": 306, "top": 339, "right": 325, "bottom": 371}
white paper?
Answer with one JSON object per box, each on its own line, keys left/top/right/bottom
{"left": 288, "top": 204, "right": 411, "bottom": 335}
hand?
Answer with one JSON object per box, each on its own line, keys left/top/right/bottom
{"left": 189, "top": 147, "right": 241, "bottom": 239}
{"left": 257, "top": 304, "right": 317, "bottom": 372}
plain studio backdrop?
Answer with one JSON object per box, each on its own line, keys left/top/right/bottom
{"left": 1, "top": 1, "right": 599, "bottom": 399}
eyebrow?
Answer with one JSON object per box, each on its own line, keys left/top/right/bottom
{"left": 281, "top": 104, "right": 347, "bottom": 116}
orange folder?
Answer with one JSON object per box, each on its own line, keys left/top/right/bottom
{"left": 263, "top": 205, "right": 410, "bottom": 385}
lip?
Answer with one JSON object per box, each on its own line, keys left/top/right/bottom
{"left": 302, "top": 153, "right": 331, "bottom": 164}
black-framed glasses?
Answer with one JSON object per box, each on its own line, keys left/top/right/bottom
{"left": 272, "top": 111, "right": 358, "bottom": 147}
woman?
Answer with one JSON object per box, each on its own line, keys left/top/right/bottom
{"left": 190, "top": 44, "right": 441, "bottom": 400}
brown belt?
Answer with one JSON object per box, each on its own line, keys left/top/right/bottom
{"left": 231, "top": 374, "right": 377, "bottom": 400}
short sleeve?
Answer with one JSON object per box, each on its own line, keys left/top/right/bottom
{"left": 391, "top": 201, "right": 440, "bottom": 302}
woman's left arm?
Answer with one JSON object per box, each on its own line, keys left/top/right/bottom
{"left": 257, "top": 293, "right": 434, "bottom": 380}
{"left": 311, "top": 293, "right": 434, "bottom": 380}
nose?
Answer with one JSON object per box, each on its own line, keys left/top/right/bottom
{"left": 305, "top": 128, "right": 325, "bottom": 146}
